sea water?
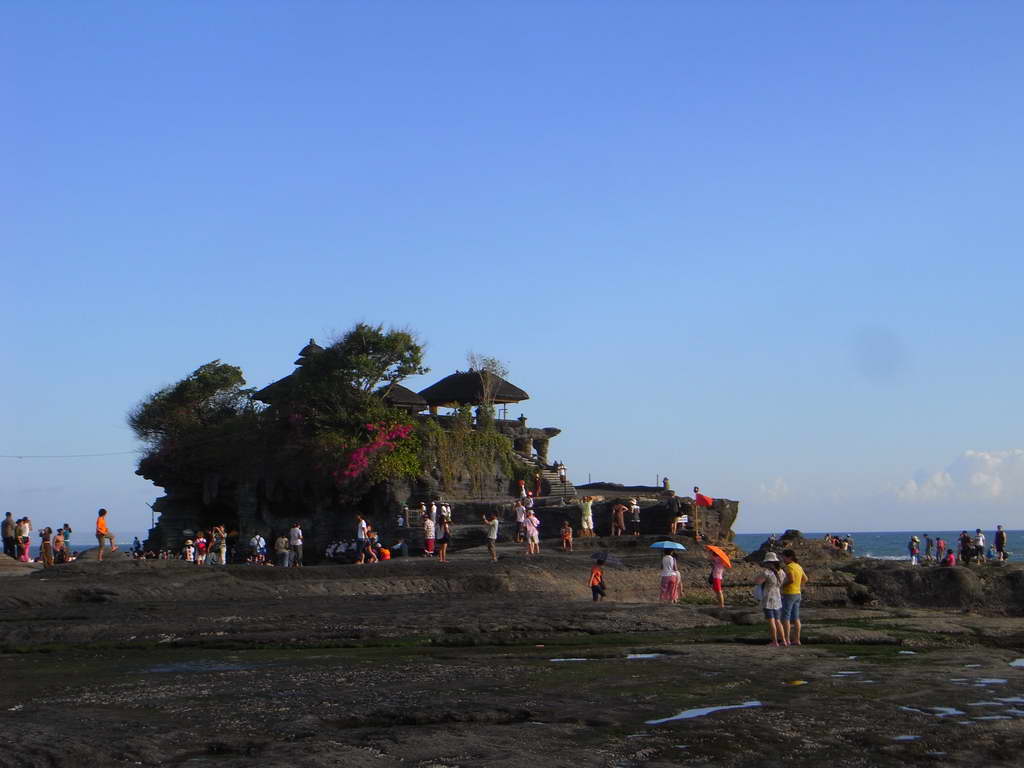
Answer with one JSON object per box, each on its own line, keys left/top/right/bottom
{"left": 733, "top": 530, "right": 1023, "bottom": 562}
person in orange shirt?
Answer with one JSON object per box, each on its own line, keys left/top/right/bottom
{"left": 95, "top": 508, "right": 118, "bottom": 561}
{"left": 589, "top": 559, "right": 606, "bottom": 602}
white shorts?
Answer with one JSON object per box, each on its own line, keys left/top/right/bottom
{"left": 582, "top": 516, "right": 593, "bottom": 530}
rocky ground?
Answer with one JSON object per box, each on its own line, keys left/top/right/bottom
{"left": 1, "top": 537, "right": 1022, "bottom": 767}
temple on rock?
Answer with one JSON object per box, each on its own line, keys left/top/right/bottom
{"left": 141, "top": 336, "right": 738, "bottom": 558}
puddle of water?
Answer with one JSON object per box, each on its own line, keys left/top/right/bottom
{"left": 626, "top": 653, "right": 664, "bottom": 660}
{"left": 847, "top": 655, "right": 858, "bottom": 660}
{"left": 974, "top": 715, "right": 1012, "bottom": 721}
{"left": 891, "top": 735, "right": 919, "bottom": 741}
{"left": 949, "top": 678, "right": 969, "bottom": 683}
{"left": 646, "top": 701, "right": 762, "bottom": 725}
{"left": 967, "top": 701, "right": 1002, "bottom": 707}
{"left": 902, "top": 705, "right": 965, "bottom": 718}
{"left": 549, "top": 658, "right": 589, "bottom": 663}
{"left": 857, "top": 680, "right": 878, "bottom": 684}
{"left": 975, "top": 679, "right": 1008, "bottom": 685}
{"left": 1004, "top": 708, "right": 1024, "bottom": 716}
{"left": 835, "top": 671, "right": 862, "bottom": 675}
{"left": 146, "top": 661, "right": 250, "bottom": 674}
{"left": 964, "top": 664, "right": 983, "bottom": 668}
{"left": 996, "top": 696, "right": 1024, "bottom": 704}
{"left": 674, "top": 745, "right": 689, "bottom": 750}
{"left": 1009, "top": 659, "right": 1024, "bottom": 668}
{"left": 898, "top": 651, "right": 917, "bottom": 655}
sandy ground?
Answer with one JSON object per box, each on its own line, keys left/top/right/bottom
{"left": 1, "top": 541, "right": 1022, "bottom": 767}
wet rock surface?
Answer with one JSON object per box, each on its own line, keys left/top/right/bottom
{"left": 1, "top": 546, "right": 1022, "bottom": 767}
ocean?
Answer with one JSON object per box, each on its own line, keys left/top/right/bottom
{"left": 734, "top": 530, "right": 1023, "bottom": 562}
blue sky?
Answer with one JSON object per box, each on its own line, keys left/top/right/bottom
{"left": 3, "top": 1, "right": 1023, "bottom": 535}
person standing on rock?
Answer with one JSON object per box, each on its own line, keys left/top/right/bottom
{"left": 482, "top": 512, "right": 499, "bottom": 562}
{"left": 437, "top": 517, "right": 451, "bottom": 563}
{"left": 611, "top": 502, "right": 627, "bottom": 537}
{"left": 524, "top": 509, "right": 541, "bottom": 555}
{"left": 780, "top": 549, "right": 807, "bottom": 646}
{"left": 708, "top": 549, "right": 727, "bottom": 608}
{"left": 589, "top": 558, "right": 606, "bottom": 602}
{"left": 935, "top": 536, "right": 946, "bottom": 563}
{"left": 39, "top": 527, "right": 54, "bottom": 568}
{"left": 422, "top": 513, "right": 436, "bottom": 557}
{"left": 94, "top": 509, "right": 117, "bottom": 561}
{"left": 514, "top": 499, "right": 527, "bottom": 543}
{"left": 558, "top": 463, "right": 567, "bottom": 488}
{"left": 355, "top": 515, "right": 370, "bottom": 564}
{"left": 2, "top": 512, "right": 15, "bottom": 559}
{"left": 923, "top": 534, "right": 934, "bottom": 563}
{"left": 991, "top": 528, "right": 1007, "bottom": 561}
{"left": 907, "top": 536, "right": 920, "bottom": 566}
{"left": 580, "top": 496, "right": 594, "bottom": 537}
{"left": 629, "top": 499, "right": 641, "bottom": 536}
{"left": 973, "top": 529, "right": 986, "bottom": 561}
{"left": 659, "top": 551, "right": 681, "bottom": 603}
{"left": 755, "top": 552, "right": 786, "bottom": 646}
{"left": 288, "top": 522, "right": 303, "bottom": 567}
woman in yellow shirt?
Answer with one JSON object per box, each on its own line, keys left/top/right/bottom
{"left": 780, "top": 549, "right": 807, "bottom": 646}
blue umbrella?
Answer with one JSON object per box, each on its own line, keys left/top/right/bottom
{"left": 649, "top": 541, "right": 687, "bottom": 551}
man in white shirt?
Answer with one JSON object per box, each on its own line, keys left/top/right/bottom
{"left": 249, "top": 533, "right": 266, "bottom": 564}
{"left": 482, "top": 512, "right": 499, "bottom": 562}
{"left": 355, "top": 515, "right": 369, "bottom": 564}
{"left": 288, "top": 523, "right": 303, "bottom": 567}
{"left": 974, "top": 529, "right": 986, "bottom": 555}
{"left": 514, "top": 501, "right": 526, "bottom": 543}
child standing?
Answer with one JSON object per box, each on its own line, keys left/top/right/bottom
{"left": 560, "top": 520, "right": 574, "bottom": 552}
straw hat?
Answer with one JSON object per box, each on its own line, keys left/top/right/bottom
{"left": 185, "top": 539, "right": 193, "bottom": 546}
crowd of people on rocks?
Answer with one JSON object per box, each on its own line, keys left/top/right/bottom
{"left": 2, "top": 512, "right": 78, "bottom": 565}
{"left": 906, "top": 527, "right": 1010, "bottom": 565}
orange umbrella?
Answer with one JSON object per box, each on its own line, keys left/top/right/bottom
{"left": 706, "top": 545, "right": 732, "bottom": 568}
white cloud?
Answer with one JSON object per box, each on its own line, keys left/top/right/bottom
{"left": 757, "top": 477, "right": 790, "bottom": 502}
{"left": 897, "top": 449, "right": 1024, "bottom": 503}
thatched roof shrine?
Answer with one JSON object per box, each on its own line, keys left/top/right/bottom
{"left": 418, "top": 370, "right": 529, "bottom": 408}
{"left": 377, "top": 383, "right": 428, "bottom": 411}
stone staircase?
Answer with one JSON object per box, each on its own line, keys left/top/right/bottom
{"left": 540, "top": 468, "right": 576, "bottom": 499}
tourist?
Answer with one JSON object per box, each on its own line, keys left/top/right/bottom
{"left": 629, "top": 498, "right": 641, "bottom": 536}
{"left": 560, "top": 520, "right": 573, "bottom": 552}
{"left": 907, "top": 536, "right": 920, "bottom": 566}
{"left": 429, "top": 500, "right": 438, "bottom": 524}
{"left": 558, "top": 462, "right": 567, "bottom": 487}
{"left": 533, "top": 471, "right": 542, "bottom": 498}
{"left": 942, "top": 549, "right": 956, "bottom": 567}
{"left": 289, "top": 522, "right": 303, "bottom": 567}
{"left": 590, "top": 558, "right": 606, "bottom": 602}
{"left": 659, "top": 550, "right": 681, "bottom": 604}
{"left": 524, "top": 492, "right": 535, "bottom": 512}
{"left": 580, "top": 496, "right": 595, "bottom": 537}
{"left": 957, "top": 530, "right": 972, "bottom": 564}
{"left": 974, "top": 529, "right": 986, "bottom": 562}
{"left": 391, "top": 537, "right": 409, "bottom": 558}
{"left": 442, "top": 502, "right": 453, "bottom": 522}
{"left": 437, "top": 517, "right": 451, "bottom": 563}
{"left": 132, "top": 537, "right": 143, "bottom": 557}
{"left": 94, "top": 509, "right": 117, "bottom": 561}
{"left": 611, "top": 502, "right": 627, "bottom": 537}
{"left": 780, "top": 548, "right": 807, "bottom": 646}
{"left": 38, "top": 527, "right": 54, "bottom": 568}
{"left": 995, "top": 525, "right": 1008, "bottom": 561}
{"left": 924, "top": 534, "right": 934, "bottom": 562}
{"left": 482, "top": 512, "right": 499, "bottom": 562}
{"left": 182, "top": 539, "right": 196, "bottom": 562}
{"left": 53, "top": 526, "right": 66, "bottom": 564}
{"left": 209, "top": 525, "right": 227, "bottom": 565}
{"left": 514, "top": 499, "right": 526, "bottom": 543}
{"left": 249, "top": 532, "right": 266, "bottom": 564}
{"left": 355, "top": 515, "right": 370, "bottom": 564}
{"left": 665, "top": 491, "right": 682, "bottom": 534}
{"left": 273, "top": 533, "right": 289, "bottom": 567}
{"left": 518, "top": 478, "right": 527, "bottom": 499}
{"left": 524, "top": 508, "right": 541, "bottom": 555}
{"left": 2, "top": 512, "right": 15, "bottom": 558}
{"left": 16, "top": 517, "right": 32, "bottom": 562}
{"left": 196, "top": 531, "right": 209, "bottom": 565}
{"left": 422, "top": 513, "right": 436, "bottom": 557}
{"left": 60, "top": 523, "right": 72, "bottom": 556}
{"left": 708, "top": 548, "right": 727, "bottom": 608}
{"left": 755, "top": 552, "right": 786, "bottom": 646}
{"left": 935, "top": 536, "right": 946, "bottom": 563}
